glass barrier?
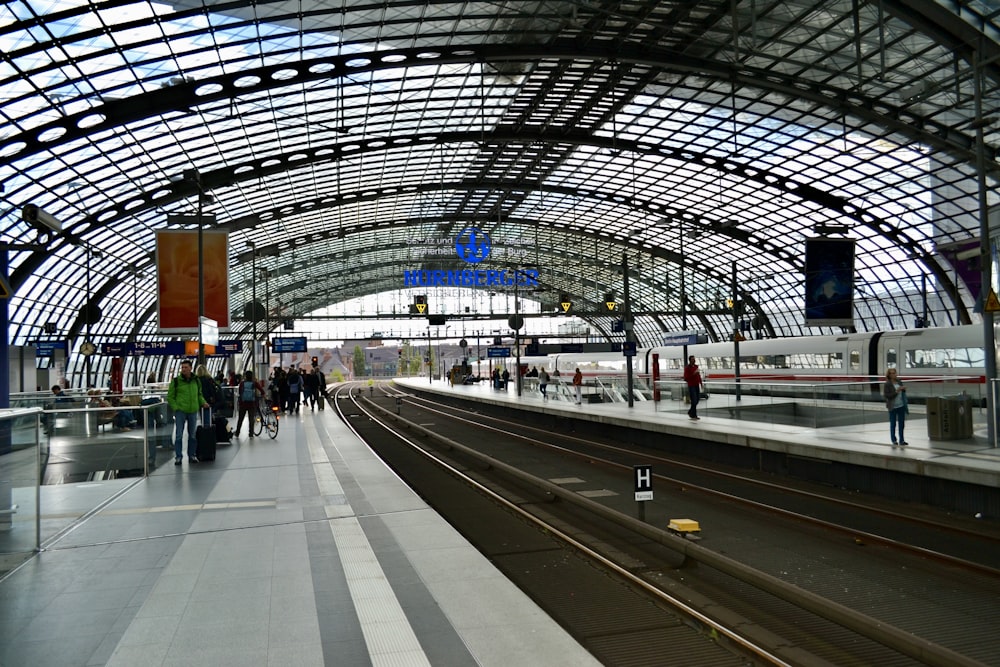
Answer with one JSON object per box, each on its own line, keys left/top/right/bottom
{"left": 0, "top": 407, "right": 42, "bottom": 576}
{"left": 652, "top": 376, "right": 985, "bottom": 430}
{"left": 0, "top": 389, "right": 197, "bottom": 576}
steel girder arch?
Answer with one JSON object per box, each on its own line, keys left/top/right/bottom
{"left": 219, "top": 189, "right": 808, "bottom": 343}
{"left": 7, "top": 142, "right": 971, "bottom": 337}
{"left": 10, "top": 121, "right": 971, "bottom": 322}
{"left": 216, "top": 189, "right": 754, "bottom": 310}
{"left": 4, "top": 41, "right": 998, "bottom": 172}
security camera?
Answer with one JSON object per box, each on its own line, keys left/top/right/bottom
{"left": 22, "top": 204, "right": 63, "bottom": 233}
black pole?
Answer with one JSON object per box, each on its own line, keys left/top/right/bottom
{"left": 187, "top": 169, "right": 205, "bottom": 368}
{"left": 264, "top": 267, "right": 271, "bottom": 370}
{"left": 250, "top": 245, "right": 257, "bottom": 371}
{"left": 733, "top": 260, "right": 741, "bottom": 401}
{"left": 86, "top": 244, "right": 92, "bottom": 388}
{"left": 680, "top": 221, "right": 688, "bottom": 364}
{"left": 623, "top": 251, "right": 634, "bottom": 408}
{"left": 132, "top": 266, "right": 139, "bottom": 387}
{"left": 515, "top": 278, "right": 521, "bottom": 397}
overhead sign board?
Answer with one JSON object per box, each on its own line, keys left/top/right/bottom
{"left": 487, "top": 346, "right": 511, "bottom": 358}
{"left": 100, "top": 340, "right": 244, "bottom": 356}
{"left": 661, "top": 331, "right": 705, "bottom": 347}
{"left": 273, "top": 336, "right": 307, "bottom": 353}
{"left": 34, "top": 340, "right": 68, "bottom": 357}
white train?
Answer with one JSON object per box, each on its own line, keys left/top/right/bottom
{"left": 516, "top": 325, "right": 986, "bottom": 401}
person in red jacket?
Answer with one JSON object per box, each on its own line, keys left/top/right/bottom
{"left": 683, "top": 356, "right": 704, "bottom": 420}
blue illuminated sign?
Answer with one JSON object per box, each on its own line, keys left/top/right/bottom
{"left": 487, "top": 346, "right": 510, "bottom": 358}
{"left": 402, "top": 229, "right": 538, "bottom": 288}
{"left": 403, "top": 269, "right": 539, "bottom": 288}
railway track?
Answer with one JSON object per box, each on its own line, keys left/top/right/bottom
{"left": 391, "top": 386, "right": 1000, "bottom": 575}
{"left": 335, "top": 383, "right": 999, "bottom": 666}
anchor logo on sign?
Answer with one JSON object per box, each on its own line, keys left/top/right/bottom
{"left": 455, "top": 227, "right": 491, "bottom": 264}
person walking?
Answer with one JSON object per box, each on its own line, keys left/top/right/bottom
{"left": 883, "top": 368, "right": 908, "bottom": 446}
{"left": 287, "top": 366, "right": 303, "bottom": 414}
{"left": 316, "top": 368, "right": 327, "bottom": 410}
{"left": 167, "top": 360, "right": 209, "bottom": 465}
{"left": 684, "top": 355, "right": 704, "bottom": 420}
{"left": 234, "top": 370, "right": 264, "bottom": 438}
{"left": 303, "top": 367, "right": 320, "bottom": 410}
{"left": 572, "top": 368, "right": 583, "bottom": 404}
{"left": 538, "top": 367, "right": 549, "bottom": 399}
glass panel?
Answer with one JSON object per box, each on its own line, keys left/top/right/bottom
{"left": 0, "top": 409, "right": 40, "bottom": 575}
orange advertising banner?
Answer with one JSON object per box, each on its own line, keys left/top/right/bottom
{"left": 157, "top": 230, "right": 230, "bottom": 333}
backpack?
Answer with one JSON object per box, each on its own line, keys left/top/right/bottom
{"left": 289, "top": 380, "right": 300, "bottom": 393}
{"left": 241, "top": 381, "right": 255, "bottom": 402}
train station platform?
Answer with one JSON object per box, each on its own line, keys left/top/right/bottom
{"left": 393, "top": 377, "right": 1000, "bottom": 511}
{"left": 0, "top": 404, "right": 600, "bottom": 666}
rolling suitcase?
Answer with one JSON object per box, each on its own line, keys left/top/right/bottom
{"left": 197, "top": 410, "right": 216, "bottom": 461}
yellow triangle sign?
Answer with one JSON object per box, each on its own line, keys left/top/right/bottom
{"left": 560, "top": 301, "right": 572, "bottom": 313}
{"left": 415, "top": 303, "right": 426, "bottom": 314}
{"left": 0, "top": 274, "right": 10, "bottom": 299}
{"left": 605, "top": 301, "right": 617, "bottom": 312}
{"left": 986, "top": 289, "right": 1000, "bottom": 313}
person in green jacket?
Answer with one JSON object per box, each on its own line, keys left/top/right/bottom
{"left": 168, "top": 360, "right": 209, "bottom": 465}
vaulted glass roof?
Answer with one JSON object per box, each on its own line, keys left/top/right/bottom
{"left": 1, "top": 0, "right": 999, "bottom": 380}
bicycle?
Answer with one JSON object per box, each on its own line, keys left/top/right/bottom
{"left": 253, "top": 396, "right": 279, "bottom": 439}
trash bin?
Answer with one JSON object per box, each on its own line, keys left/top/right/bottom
{"left": 926, "top": 395, "right": 974, "bottom": 440}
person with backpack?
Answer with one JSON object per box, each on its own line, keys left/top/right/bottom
{"left": 286, "top": 366, "right": 302, "bottom": 414}
{"left": 234, "top": 370, "right": 264, "bottom": 438}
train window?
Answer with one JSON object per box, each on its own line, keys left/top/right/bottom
{"left": 906, "top": 347, "right": 984, "bottom": 369}
{"left": 786, "top": 352, "right": 843, "bottom": 369}
{"left": 886, "top": 348, "right": 897, "bottom": 369}
{"left": 850, "top": 350, "right": 860, "bottom": 370}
